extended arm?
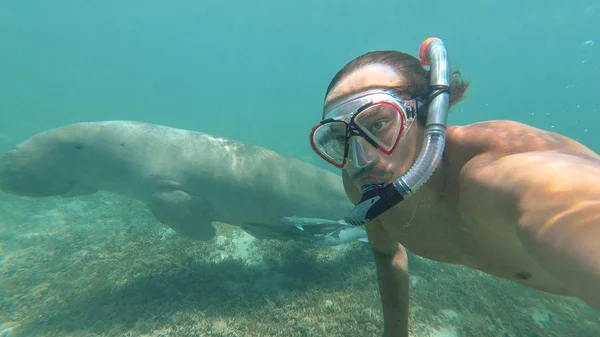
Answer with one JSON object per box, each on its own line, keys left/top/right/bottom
{"left": 343, "top": 171, "right": 410, "bottom": 335}
{"left": 367, "top": 220, "right": 409, "bottom": 337}
{"left": 467, "top": 151, "right": 600, "bottom": 310}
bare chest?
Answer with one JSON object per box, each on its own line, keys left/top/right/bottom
{"left": 380, "top": 200, "right": 571, "bottom": 296}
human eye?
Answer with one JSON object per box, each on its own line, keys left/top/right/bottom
{"left": 371, "top": 120, "right": 386, "bottom": 131}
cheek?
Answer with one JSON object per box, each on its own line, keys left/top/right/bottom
{"left": 385, "top": 142, "right": 417, "bottom": 175}
{"left": 342, "top": 165, "right": 360, "bottom": 181}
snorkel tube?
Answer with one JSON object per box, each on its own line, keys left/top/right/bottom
{"left": 344, "top": 37, "right": 451, "bottom": 226}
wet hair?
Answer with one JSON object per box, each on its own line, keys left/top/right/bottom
{"left": 325, "top": 50, "right": 470, "bottom": 123}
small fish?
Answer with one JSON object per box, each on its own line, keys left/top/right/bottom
{"left": 313, "top": 226, "right": 370, "bottom": 247}
{"left": 279, "top": 216, "right": 369, "bottom": 246}
{"left": 279, "top": 216, "right": 349, "bottom": 232}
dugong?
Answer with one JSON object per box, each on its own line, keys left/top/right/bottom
{"left": 0, "top": 121, "right": 367, "bottom": 245}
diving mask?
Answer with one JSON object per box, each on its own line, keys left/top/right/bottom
{"left": 310, "top": 89, "right": 420, "bottom": 169}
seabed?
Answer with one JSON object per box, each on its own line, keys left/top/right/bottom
{"left": 0, "top": 191, "right": 598, "bottom": 337}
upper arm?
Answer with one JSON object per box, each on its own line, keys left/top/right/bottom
{"left": 461, "top": 151, "right": 600, "bottom": 233}
{"left": 462, "top": 151, "right": 600, "bottom": 308}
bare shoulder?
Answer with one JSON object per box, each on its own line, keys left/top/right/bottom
{"left": 448, "top": 120, "right": 597, "bottom": 159}
{"left": 457, "top": 147, "right": 600, "bottom": 234}
{"left": 451, "top": 120, "right": 600, "bottom": 222}
{"left": 461, "top": 150, "right": 600, "bottom": 199}
{"left": 451, "top": 120, "right": 600, "bottom": 183}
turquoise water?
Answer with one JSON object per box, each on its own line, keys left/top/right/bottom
{"left": 2, "top": 1, "right": 597, "bottom": 166}
{"left": 0, "top": 1, "right": 599, "bottom": 336}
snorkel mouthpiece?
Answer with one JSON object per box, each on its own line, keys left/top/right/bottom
{"left": 344, "top": 37, "right": 451, "bottom": 226}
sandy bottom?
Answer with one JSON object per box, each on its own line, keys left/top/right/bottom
{"left": 0, "top": 191, "right": 598, "bottom": 337}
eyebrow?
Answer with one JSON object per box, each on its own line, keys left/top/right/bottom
{"left": 322, "top": 85, "right": 409, "bottom": 117}
{"left": 358, "top": 104, "right": 385, "bottom": 118}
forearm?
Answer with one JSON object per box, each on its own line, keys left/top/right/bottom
{"left": 373, "top": 243, "right": 409, "bottom": 337}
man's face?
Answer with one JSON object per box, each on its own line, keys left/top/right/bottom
{"left": 323, "top": 64, "right": 421, "bottom": 190}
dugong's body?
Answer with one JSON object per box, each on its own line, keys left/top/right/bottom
{"left": 0, "top": 121, "right": 365, "bottom": 244}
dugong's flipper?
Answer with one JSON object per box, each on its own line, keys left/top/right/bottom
{"left": 148, "top": 189, "right": 216, "bottom": 241}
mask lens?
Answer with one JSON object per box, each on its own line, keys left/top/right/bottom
{"left": 311, "top": 121, "right": 348, "bottom": 166}
{"left": 354, "top": 103, "right": 403, "bottom": 152}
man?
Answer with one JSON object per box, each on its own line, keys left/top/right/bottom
{"left": 309, "top": 41, "right": 600, "bottom": 336}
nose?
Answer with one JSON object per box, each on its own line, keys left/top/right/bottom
{"left": 347, "top": 137, "right": 378, "bottom": 170}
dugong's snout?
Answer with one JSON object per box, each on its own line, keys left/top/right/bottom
{"left": 0, "top": 147, "right": 76, "bottom": 197}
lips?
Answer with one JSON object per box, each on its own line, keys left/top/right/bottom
{"left": 360, "top": 176, "right": 385, "bottom": 185}
{"left": 354, "top": 174, "right": 389, "bottom": 192}
{"left": 349, "top": 166, "right": 389, "bottom": 187}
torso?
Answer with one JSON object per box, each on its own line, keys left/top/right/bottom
{"left": 347, "top": 120, "right": 600, "bottom": 296}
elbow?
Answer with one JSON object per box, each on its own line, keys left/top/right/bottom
{"left": 391, "top": 244, "right": 409, "bottom": 272}
{"left": 372, "top": 243, "right": 409, "bottom": 273}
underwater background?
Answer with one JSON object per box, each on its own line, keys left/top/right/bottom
{"left": 0, "top": 0, "right": 599, "bottom": 336}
